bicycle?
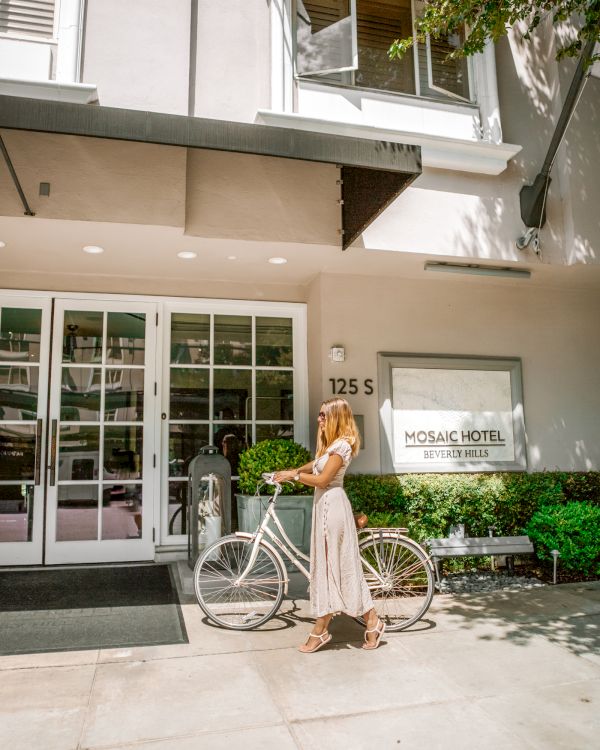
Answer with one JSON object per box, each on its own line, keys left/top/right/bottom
{"left": 193, "top": 473, "right": 434, "bottom": 631}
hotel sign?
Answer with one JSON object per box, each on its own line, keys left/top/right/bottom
{"left": 378, "top": 355, "right": 527, "bottom": 473}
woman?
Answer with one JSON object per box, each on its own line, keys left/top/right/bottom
{"left": 275, "top": 397, "right": 384, "bottom": 653}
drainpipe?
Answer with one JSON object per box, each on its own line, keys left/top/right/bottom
{"left": 519, "top": 37, "right": 596, "bottom": 228}
{"left": 56, "top": 0, "right": 86, "bottom": 83}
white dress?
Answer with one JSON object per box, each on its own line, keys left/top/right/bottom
{"left": 310, "top": 439, "right": 374, "bottom": 617}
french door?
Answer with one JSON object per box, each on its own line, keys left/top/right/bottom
{"left": 0, "top": 295, "right": 157, "bottom": 566}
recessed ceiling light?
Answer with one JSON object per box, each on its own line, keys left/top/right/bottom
{"left": 227, "top": 255, "right": 237, "bottom": 261}
{"left": 0, "top": 241, "right": 5, "bottom": 248}
{"left": 177, "top": 251, "right": 197, "bottom": 260}
{"left": 82, "top": 245, "right": 104, "bottom": 254}
{"left": 268, "top": 257, "right": 287, "bottom": 265}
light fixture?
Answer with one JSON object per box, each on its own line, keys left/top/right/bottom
{"left": 424, "top": 261, "right": 531, "bottom": 279}
{"left": 268, "top": 257, "right": 287, "bottom": 265}
{"left": 82, "top": 245, "right": 104, "bottom": 254}
{"left": 177, "top": 251, "right": 197, "bottom": 260}
{"left": 227, "top": 255, "right": 237, "bottom": 261}
{"left": 329, "top": 346, "right": 345, "bottom": 362}
{"left": 0, "top": 241, "right": 5, "bottom": 248}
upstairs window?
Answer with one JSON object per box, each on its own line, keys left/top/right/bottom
{"left": 0, "top": 0, "right": 56, "bottom": 39}
{"left": 296, "top": 0, "right": 471, "bottom": 102}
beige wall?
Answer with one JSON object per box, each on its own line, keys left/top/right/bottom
{"left": 308, "top": 273, "right": 600, "bottom": 473}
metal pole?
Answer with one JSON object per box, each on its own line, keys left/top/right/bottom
{"left": 551, "top": 549, "right": 560, "bottom": 585}
{"left": 0, "top": 134, "right": 35, "bottom": 216}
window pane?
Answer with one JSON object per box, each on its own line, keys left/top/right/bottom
{"left": 256, "top": 370, "right": 294, "bottom": 420}
{"left": 167, "top": 481, "right": 188, "bottom": 535}
{"left": 0, "top": 424, "right": 36, "bottom": 481}
{"left": 0, "top": 485, "right": 34, "bottom": 542}
{"left": 427, "top": 30, "right": 470, "bottom": 99}
{"left": 171, "top": 313, "right": 210, "bottom": 364}
{"left": 104, "top": 426, "right": 143, "bottom": 480}
{"left": 0, "top": 366, "right": 38, "bottom": 419}
{"left": 0, "top": 307, "right": 42, "bottom": 362}
{"left": 214, "top": 316, "right": 252, "bottom": 366}
{"left": 297, "top": 0, "right": 357, "bottom": 76}
{"left": 102, "top": 485, "right": 142, "bottom": 540}
{"left": 56, "top": 485, "right": 98, "bottom": 541}
{"left": 213, "top": 424, "right": 248, "bottom": 477}
{"left": 213, "top": 369, "right": 252, "bottom": 419}
{"left": 62, "top": 311, "right": 103, "bottom": 363}
{"left": 355, "top": 0, "right": 414, "bottom": 94}
{"left": 256, "top": 317, "right": 293, "bottom": 366}
{"left": 106, "top": 312, "right": 146, "bottom": 365}
{"left": 58, "top": 426, "right": 100, "bottom": 481}
{"left": 256, "top": 424, "right": 295, "bottom": 442}
{"left": 61, "top": 367, "right": 102, "bottom": 421}
{"left": 105, "top": 368, "right": 145, "bottom": 421}
{"left": 170, "top": 368, "right": 209, "bottom": 420}
{"left": 169, "top": 424, "right": 210, "bottom": 477}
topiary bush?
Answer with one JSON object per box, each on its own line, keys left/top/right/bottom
{"left": 525, "top": 501, "right": 600, "bottom": 575}
{"left": 237, "top": 439, "right": 312, "bottom": 495}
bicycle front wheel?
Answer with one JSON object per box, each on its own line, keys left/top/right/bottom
{"left": 193, "top": 535, "right": 285, "bottom": 630}
{"left": 357, "top": 534, "right": 434, "bottom": 632}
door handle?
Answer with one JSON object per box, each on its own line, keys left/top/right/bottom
{"left": 49, "top": 419, "right": 57, "bottom": 487}
{"left": 34, "top": 418, "right": 43, "bottom": 485}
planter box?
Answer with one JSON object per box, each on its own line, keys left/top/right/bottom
{"left": 236, "top": 494, "right": 313, "bottom": 559}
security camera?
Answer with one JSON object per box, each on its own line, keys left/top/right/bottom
{"left": 516, "top": 226, "right": 539, "bottom": 251}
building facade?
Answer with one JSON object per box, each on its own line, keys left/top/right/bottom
{"left": 1, "top": 0, "right": 599, "bottom": 567}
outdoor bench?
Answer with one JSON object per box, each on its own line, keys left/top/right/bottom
{"left": 426, "top": 535, "right": 534, "bottom": 587}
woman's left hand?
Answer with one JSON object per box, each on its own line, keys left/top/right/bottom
{"left": 274, "top": 469, "right": 296, "bottom": 483}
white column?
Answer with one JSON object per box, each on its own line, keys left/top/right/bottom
{"left": 475, "top": 40, "right": 503, "bottom": 144}
{"left": 55, "top": 0, "right": 85, "bottom": 82}
{"left": 270, "top": 0, "right": 294, "bottom": 112}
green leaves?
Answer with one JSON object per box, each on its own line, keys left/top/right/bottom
{"left": 237, "top": 439, "right": 312, "bottom": 496}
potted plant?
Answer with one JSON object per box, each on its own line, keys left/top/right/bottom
{"left": 236, "top": 439, "right": 313, "bottom": 556}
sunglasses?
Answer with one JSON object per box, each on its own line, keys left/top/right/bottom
{"left": 317, "top": 411, "right": 326, "bottom": 419}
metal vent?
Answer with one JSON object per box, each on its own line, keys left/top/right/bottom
{"left": 0, "top": 0, "right": 56, "bottom": 38}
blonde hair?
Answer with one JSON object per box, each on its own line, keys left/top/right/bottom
{"left": 315, "top": 397, "right": 361, "bottom": 458}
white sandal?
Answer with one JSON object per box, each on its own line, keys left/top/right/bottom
{"left": 362, "top": 619, "right": 385, "bottom": 650}
{"left": 299, "top": 631, "right": 332, "bottom": 653}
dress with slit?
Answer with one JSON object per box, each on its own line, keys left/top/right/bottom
{"left": 310, "top": 439, "right": 374, "bottom": 617}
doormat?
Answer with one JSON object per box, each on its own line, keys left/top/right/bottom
{"left": 0, "top": 564, "right": 188, "bottom": 655}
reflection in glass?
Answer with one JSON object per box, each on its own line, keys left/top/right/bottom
{"left": 58, "top": 426, "right": 100, "bottom": 481}
{"left": 61, "top": 367, "right": 102, "bottom": 421}
{"left": 105, "top": 368, "right": 145, "bottom": 421}
{"left": 106, "top": 312, "right": 146, "bottom": 365}
{"left": 62, "top": 310, "right": 103, "bottom": 364}
{"left": 213, "top": 424, "right": 247, "bottom": 477}
{"left": 171, "top": 313, "right": 210, "bottom": 364}
{"left": 213, "top": 369, "right": 251, "bottom": 420}
{"left": 0, "top": 424, "right": 36, "bottom": 480}
{"left": 214, "top": 315, "right": 251, "bottom": 366}
{"left": 0, "top": 307, "right": 42, "bottom": 362}
{"left": 104, "top": 426, "right": 143, "bottom": 480}
{"left": 169, "top": 424, "right": 209, "bottom": 477}
{"left": 170, "top": 368, "right": 209, "bottom": 420}
{"left": 56, "top": 485, "right": 98, "bottom": 541}
{"left": 102, "top": 485, "right": 142, "bottom": 540}
{"left": 0, "top": 366, "right": 39, "bottom": 420}
{"left": 0, "top": 484, "right": 34, "bottom": 542}
{"left": 256, "top": 370, "right": 293, "bottom": 420}
{"left": 256, "top": 317, "right": 293, "bottom": 366}
{"left": 168, "top": 481, "right": 188, "bottom": 535}
{"left": 256, "top": 424, "right": 294, "bottom": 442}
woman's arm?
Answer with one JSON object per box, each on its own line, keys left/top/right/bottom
{"left": 290, "top": 453, "right": 343, "bottom": 491}
{"left": 274, "top": 460, "right": 314, "bottom": 484}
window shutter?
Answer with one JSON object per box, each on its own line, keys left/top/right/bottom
{"left": 0, "top": 0, "right": 56, "bottom": 38}
{"left": 296, "top": 0, "right": 358, "bottom": 76}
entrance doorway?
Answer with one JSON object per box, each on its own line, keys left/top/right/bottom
{"left": 0, "top": 295, "right": 157, "bottom": 566}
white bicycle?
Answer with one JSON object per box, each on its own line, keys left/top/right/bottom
{"left": 193, "top": 473, "right": 434, "bottom": 630}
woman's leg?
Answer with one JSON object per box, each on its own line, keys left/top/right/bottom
{"left": 363, "top": 607, "right": 382, "bottom": 647}
{"left": 299, "top": 613, "right": 334, "bottom": 653}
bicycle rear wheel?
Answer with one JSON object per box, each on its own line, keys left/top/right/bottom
{"left": 357, "top": 533, "right": 434, "bottom": 632}
{"left": 193, "top": 535, "right": 285, "bottom": 630}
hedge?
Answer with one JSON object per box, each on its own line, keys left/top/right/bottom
{"left": 344, "top": 471, "right": 600, "bottom": 546}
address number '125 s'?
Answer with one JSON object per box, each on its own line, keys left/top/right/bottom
{"left": 329, "top": 378, "right": 374, "bottom": 396}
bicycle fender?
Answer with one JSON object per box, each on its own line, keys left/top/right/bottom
{"left": 234, "top": 532, "right": 289, "bottom": 596}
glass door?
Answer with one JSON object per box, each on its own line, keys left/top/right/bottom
{"left": 45, "top": 299, "right": 158, "bottom": 565}
{"left": 0, "top": 296, "right": 51, "bottom": 566}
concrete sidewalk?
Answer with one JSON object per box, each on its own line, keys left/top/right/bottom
{"left": 1, "top": 567, "right": 598, "bottom": 750}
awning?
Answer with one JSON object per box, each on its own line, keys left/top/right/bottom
{"left": 0, "top": 94, "right": 421, "bottom": 249}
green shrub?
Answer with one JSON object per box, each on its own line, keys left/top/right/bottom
{"left": 525, "top": 502, "right": 600, "bottom": 575}
{"left": 237, "top": 439, "right": 312, "bottom": 495}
